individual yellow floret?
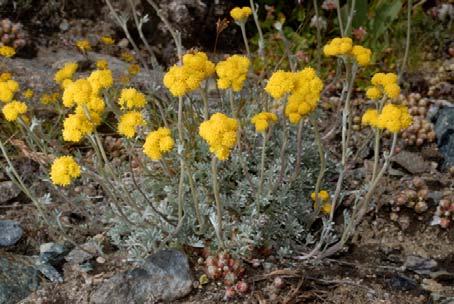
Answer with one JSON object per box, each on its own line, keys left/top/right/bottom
{"left": 215, "top": 55, "right": 250, "bottom": 92}
{"left": 23, "top": 89, "right": 33, "bottom": 99}
{"left": 230, "top": 7, "right": 252, "bottom": 22}
{"left": 117, "top": 111, "right": 145, "bottom": 138}
{"left": 50, "top": 156, "right": 81, "bottom": 186}
{"left": 128, "top": 64, "right": 141, "bottom": 76}
{"left": 54, "top": 62, "right": 78, "bottom": 84}
{"left": 118, "top": 88, "right": 146, "bottom": 109}
{"left": 311, "top": 190, "right": 330, "bottom": 202}
{"left": 0, "top": 72, "right": 12, "bottom": 81}
{"left": 143, "top": 127, "right": 174, "bottom": 160}
{"left": 2, "top": 101, "right": 27, "bottom": 121}
{"left": 199, "top": 113, "right": 239, "bottom": 160}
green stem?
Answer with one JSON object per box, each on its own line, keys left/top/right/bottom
{"left": 239, "top": 22, "right": 251, "bottom": 58}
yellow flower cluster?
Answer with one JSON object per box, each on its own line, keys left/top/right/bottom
{"left": 268, "top": 67, "right": 323, "bottom": 124}
{"left": 118, "top": 88, "right": 146, "bottom": 109}
{"left": 0, "top": 79, "right": 19, "bottom": 103}
{"left": 366, "top": 72, "right": 400, "bottom": 99}
{"left": 251, "top": 112, "right": 278, "bottom": 133}
{"left": 0, "top": 46, "right": 16, "bottom": 58}
{"left": 2, "top": 100, "right": 27, "bottom": 122}
{"left": 230, "top": 7, "right": 252, "bottom": 22}
{"left": 362, "top": 103, "right": 412, "bottom": 133}
{"left": 215, "top": 55, "right": 250, "bottom": 92}
{"left": 50, "top": 156, "right": 81, "bottom": 186}
{"left": 323, "top": 37, "right": 372, "bottom": 66}
{"left": 163, "top": 52, "right": 215, "bottom": 97}
{"left": 76, "top": 39, "right": 91, "bottom": 52}
{"left": 100, "top": 36, "right": 115, "bottom": 45}
{"left": 143, "top": 127, "right": 174, "bottom": 160}
{"left": 117, "top": 111, "right": 145, "bottom": 138}
{"left": 199, "top": 113, "right": 238, "bottom": 160}
{"left": 54, "top": 62, "right": 78, "bottom": 85}
{"left": 96, "top": 59, "right": 109, "bottom": 70}
{"left": 61, "top": 69, "right": 113, "bottom": 142}
{"left": 310, "top": 190, "right": 332, "bottom": 214}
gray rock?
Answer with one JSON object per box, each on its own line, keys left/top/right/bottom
{"left": 0, "top": 254, "right": 40, "bottom": 304}
{"left": 39, "top": 242, "right": 67, "bottom": 265}
{"left": 392, "top": 150, "right": 430, "bottom": 174}
{"left": 91, "top": 249, "right": 193, "bottom": 304}
{"left": 404, "top": 255, "right": 438, "bottom": 274}
{"left": 0, "top": 220, "right": 23, "bottom": 247}
{"left": 434, "top": 107, "right": 454, "bottom": 167}
{"left": 0, "top": 181, "right": 21, "bottom": 204}
{"left": 65, "top": 241, "right": 97, "bottom": 265}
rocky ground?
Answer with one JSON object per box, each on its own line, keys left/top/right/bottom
{"left": 1, "top": 1, "right": 454, "bottom": 303}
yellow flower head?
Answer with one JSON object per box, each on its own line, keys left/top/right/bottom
{"left": 50, "top": 156, "right": 81, "bottom": 186}
{"left": 351, "top": 45, "right": 372, "bottom": 66}
{"left": 40, "top": 92, "right": 60, "bottom": 105}
{"left": 361, "top": 108, "right": 379, "bottom": 128}
{"left": 62, "top": 113, "right": 96, "bottom": 142}
{"left": 366, "top": 87, "right": 382, "bottom": 100}
{"left": 100, "top": 36, "right": 115, "bottom": 45}
{"left": 264, "top": 70, "right": 295, "bottom": 100}
{"left": 23, "top": 89, "right": 34, "bottom": 99}
{"left": 54, "top": 62, "right": 78, "bottom": 85}
{"left": 182, "top": 51, "right": 215, "bottom": 79}
{"left": 199, "top": 113, "right": 238, "bottom": 160}
{"left": 96, "top": 59, "right": 109, "bottom": 70}
{"left": 0, "top": 72, "right": 12, "bottom": 81}
{"left": 118, "top": 88, "right": 146, "bottom": 109}
{"left": 62, "top": 79, "right": 93, "bottom": 107}
{"left": 120, "top": 51, "right": 135, "bottom": 63}
{"left": 216, "top": 55, "right": 250, "bottom": 92}
{"left": 143, "top": 127, "right": 174, "bottom": 161}
{"left": 2, "top": 101, "right": 27, "bottom": 121}
{"left": 323, "top": 37, "right": 353, "bottom": 56}
{"left": 163, "top": 65, "right": 192, "bottom": 97}
{"left": 251, "top": 112, "right": 278, "bottom": 133}
{"left": 87, "top": 69, "right": 113, "bottom": 93}
{"left": 230, "top": 7, "right": 252, "bottom": 22}
{"left": 128, "top": 64, "right": 141, "bottom": 76}
{"left": 0, "top": 46, "right": 16, "bottom": 58}
{"left": 117, "top": 111, "right": 145, "bottom": 138}
{"left": 311, "top": 190, "right": 330, "bottom": 202}
{"left": 74, "top": 95, "right": 105, "bottom": 123}
{"left": 76, "top": 39, "right": 91, "bottom": 52}
{"left": 0, "top": 80, "right": 19, "bottom": 103}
